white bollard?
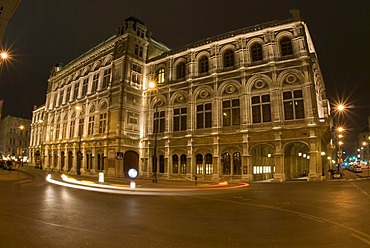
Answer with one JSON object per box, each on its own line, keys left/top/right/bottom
{"left": 98, "top": 172, "right": 104, "bottom": 182}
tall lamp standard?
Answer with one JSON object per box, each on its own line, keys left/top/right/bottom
{"left": 336, "top": 126, "right": 345, "bottom": 171}
{"left": 76, "top": 106, "right": 82, "bottom": 175}
{"left": 18, "top": 125, "right": 25, "bottom": 167}
{"left": 148, "top": 81, "right": 158, "bottom": 183}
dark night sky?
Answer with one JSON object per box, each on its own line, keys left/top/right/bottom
{"left": 0, "top": 0, "right": 369, "bottom": 153}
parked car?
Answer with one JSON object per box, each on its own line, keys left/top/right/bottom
{"left": 2, "top": 161, "right": 13, "bottom": 170}
{"left": 353, "top": 166, "right": 362, "bottom": 173}
{"left": 330, "top": 170, "right": 342, "bottom": 179}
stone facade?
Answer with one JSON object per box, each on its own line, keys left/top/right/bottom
{"left": 29, "top": 12, "right": 332, "bottom": 182}
{"left": 0, "top": 115, "right": 31, "bottom": 161}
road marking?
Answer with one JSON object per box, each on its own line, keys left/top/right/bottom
{"left": 350, "top": 182, "right": 370, "bottom": 197}
{"left": 350, "top": 233, "right": 370, "bottom": 245}
{"left": 196, "top": 196, "right": 370, "bottom": 241}
{"left": 299, "top": 214, "right": 325, "bottom": 223}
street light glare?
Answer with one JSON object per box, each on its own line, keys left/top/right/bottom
{"left": 0, "top": 51, "right": 8, "bottom": 59}
{"left": 337, "top": 126, "right": 345, "bottom": 133}
{"left": 337, "top": 104, "right": 345, "bottom": 112}
{"left": 148, "top": 81, "right": 156, "bottom": 89}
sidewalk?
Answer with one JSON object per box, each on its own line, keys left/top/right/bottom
{"left": 0, "top": 167, "right": 31, "bottom": 182}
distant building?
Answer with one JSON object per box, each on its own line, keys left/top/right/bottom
{"left": 0, "top": 0, "right": 21, "bottom": 42}
{"left": 30, "top": 10, "right": 332, "bottom": 182}
{"left": 357, "top": 116, "right": 370, "bottom": 164}
{"left": 0, "top": 115, "right": 31, "bottom": 162}
{"left": 29, "top": 105, "right": 45, "bottom": 167}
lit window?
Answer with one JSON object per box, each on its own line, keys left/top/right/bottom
{"left": 157, "top": 68, "right": 165, "bottom": 83}
{"left": 196, "top": 154, "right": 203, "bottom": 174}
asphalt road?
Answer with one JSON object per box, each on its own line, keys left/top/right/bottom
{"left": 0, "top": 168, "right": 369, "bottom": 248}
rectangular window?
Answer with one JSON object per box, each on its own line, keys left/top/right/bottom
{"left": 73, "top": 82, "right": 79, "bottom": 100}
{"left": 222, "top": 99, "right": 240, "bottom": 126}
{"left": 82, "top": 78, "right": 88, "bottom": 97}
{"left": 173, "top": 107, "right": 187, "bottom": 131}
{"left": 55, "top": 124, "right": 60, "bottom": 140}
{"left": 205, "top": 154, "right": 213, "bottom": 175}
{"left": 88, "top": 116, "right": 94, "bottom": 135}
{"left": 78, "top": 118, "right": 84, "bottom": 136}
{"left": 53, "top": 93, "right": 57, "bottom": 108}
{"left": 91, "top": 74, "right": 99, "bottom": 93}
{"left": 252, "top": 94, "right": 271, "bottom": 123}
{"left": 134, "top": 44, "right": 143, "bottom": 58}
{"left": 65, "top": 86, "right": 71, "bottom": 103}
{"left": 69, "top": 120, "right": 75, "bottom": 138}
{"left": 136, "top": 28, "right": 145, "bottom": 38}
{"left": 58, "top": 90, "right": 63, "bottom": 106}
{"left": 102, "top": 68, "right": 111, "bottom": 89}
{"left": 197, "top": 103, "right": 212, "bottom": 129}
{"left": 62, "top": 122, "right": 67, "bottom": 139}
{"left": 153, "top": 111, "right": 165, "bottom": 133}
{"left": 99, "top": 113, "right": 107, "bottom": 133}
{"left": 283, "top": 90, "right": 304, "bottom": 120}
{"left": 131, "top": 64, "right": 142, "bottom": 86}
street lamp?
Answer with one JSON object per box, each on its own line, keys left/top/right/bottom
{"left": 148, "top": 81, "right": 158, "bottom": 183}
{"left": 336, "top": 126, "right": 345, "bottom": 171}
{"left": 75, "top": 106, "right": 82, "bottom": 175}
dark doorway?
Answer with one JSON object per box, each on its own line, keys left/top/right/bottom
{"left": 123, "top": 151, "right": 139, "bottom": 177}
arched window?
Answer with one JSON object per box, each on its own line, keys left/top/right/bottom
{"left": 159, "top": 155, "right": 165, "bottom": 173}
{"left": 86, "top": 152, "right": 92, "bottom": 170}
{"left": 251, "top": 43, "right": 263, "bottom": 62}
{"left": 176, "top": 62, "right": 186, "bottom": 79}
{"left": 97, "top": 152, "right": 104, "bottom": 171}
{"left": 172, "top": 154, "right": 179, "bottom": 174}
{"left": 222, "top": 152, "right": 231, "bottom": 175}
{"left": 180, "top": 154, "right": 187, "bottom": 174}
{"left": 196, "top": 154, "right": 203, "bottom": 174}
{"left": 233, "top": 152, "right": 242, "bottom": 175}
{"left": 223, "top": 49, "right": 235, "bottom": 68}
{"left": 199, "top": 56, "right": 209, "bottom": 74}
{"left": 157, "top": 68, "right": 165, "bottom": 83}
{"left": 280, "top": 37, "right": 293, "bottom": 56}
{"left": 205, "top": 153, "right": 213, "bottom": 175}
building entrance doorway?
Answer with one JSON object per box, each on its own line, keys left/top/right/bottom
{"left": 123, "top": 151, "right": 139, "bottom": 177}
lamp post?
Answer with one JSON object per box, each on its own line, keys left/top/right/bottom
{"left": 76, "top": 106, "right": 82, "bottom": 175}
{"left": 148, "top": 81, "right": 158, "bottom": 183}
{"left": 336, "top": 126, "right": 345, "bottom": 171}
